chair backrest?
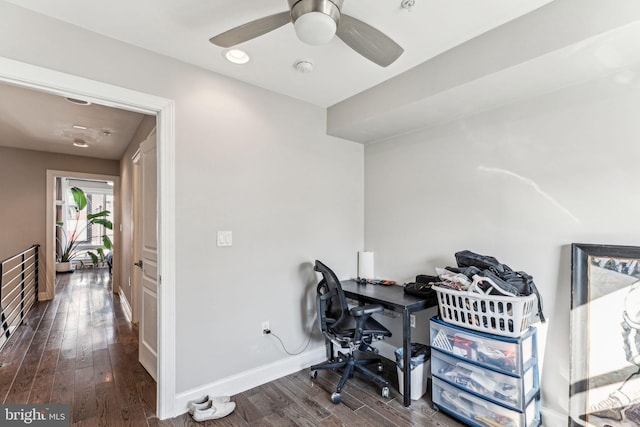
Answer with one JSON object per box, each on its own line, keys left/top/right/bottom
{"left": 314, "top": 260, "right": 350, "bottom": 337}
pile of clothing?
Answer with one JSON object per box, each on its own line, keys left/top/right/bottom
{"left": 440, "top": 250, "right": 545, "bottom": 323}
{"left": 405, "top": 250, "right": 545, "bottom": 323}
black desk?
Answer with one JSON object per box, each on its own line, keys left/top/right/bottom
{"left": 341, "top": 279, "right": 436, "bottom": 407}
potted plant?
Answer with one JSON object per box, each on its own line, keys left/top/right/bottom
{"left": 56, "top": 186, "right": 113, "bottom": 272}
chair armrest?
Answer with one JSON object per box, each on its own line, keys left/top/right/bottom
{"left": 350, "top": 304, "right": 383, "bottom": 317}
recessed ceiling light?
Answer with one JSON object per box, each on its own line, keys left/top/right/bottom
{"left": 65, "top": 97, "right": 92, "bottom": 106}
{"left": 73, "top": 139, "right": 89, "bottom": 148}
{"left": 72, "top": 124, "right": 87, "bottom": 130}
{"left": 225, "top": 49, "right": 250, "bottom": 64}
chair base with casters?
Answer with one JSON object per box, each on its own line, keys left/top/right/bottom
{"left": 310, "top": 347, "right": 390, "bottom": 404}
{"left": 309, "top": 260, "right": 392, "bottom": 405}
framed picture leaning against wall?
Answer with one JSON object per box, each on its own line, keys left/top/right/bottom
{"left": 570, "top": 243, "right": 640, "bottom": 426}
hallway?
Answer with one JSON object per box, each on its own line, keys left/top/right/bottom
{"left": 0, "top": 268, "right": 156, "bottom": 425}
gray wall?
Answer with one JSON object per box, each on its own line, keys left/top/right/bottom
{"left": 0, "top": 2, "right": 364, "bottom": 396}
{"left": 364, "top": 78, "right": 640, "bottom": 425}
{"left": 0, "top": 146, "right": 119, "bottom": 264}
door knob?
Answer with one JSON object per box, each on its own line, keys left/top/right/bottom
{"left": 134, "top": 260, "right": 143, "bottom": 268}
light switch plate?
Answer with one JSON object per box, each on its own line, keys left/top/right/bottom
{"left": 217, "top": 230, "right": 232, "bottom": 247}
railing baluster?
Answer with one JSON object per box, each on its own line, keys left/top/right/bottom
{"left": 35, "top": 246, "right": 39, "bottom": 301}
{"left": 20, "top": 253, "right": 25, "bottom": 326}
{"left": 0, "top": 258, "right": 7, "bottom": 340}
{"left": 0, "top": 244, "right": 40, "bottom": 351}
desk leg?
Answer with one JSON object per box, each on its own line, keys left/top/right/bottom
{"left": 402, "top": 309, "right": 411, "bottom": 407}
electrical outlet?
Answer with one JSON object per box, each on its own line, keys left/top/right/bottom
{"left": 261, "top": 321, "right": 270, "bottom": 336}
{"left": 410, "top": 314, "right": 416, "bottom": 328}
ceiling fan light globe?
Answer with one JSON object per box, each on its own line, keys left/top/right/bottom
{"left": 294, "top": 12, "right": 337, "bottom": 45}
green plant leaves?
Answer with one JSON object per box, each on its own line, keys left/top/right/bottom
{"left": 102, "top": 235, "right": 113, "bottom": 250}
{"left": 57, "top": 186, "right": 113, "bottom": 266}
{"left": 88, "top": 251, "right": 99, "bottom": 265}
{"left": 87, "top": 210, "right": 110, "bottom": 220}
{"left": 92, "top": 218, "right": 113, "bottom": 229}
{"left": 70, "top": 186, "right": 87, "bottom": 211}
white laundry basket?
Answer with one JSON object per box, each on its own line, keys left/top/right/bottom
{"left": 433, "top": 281, "right": 537, "bottom": 338}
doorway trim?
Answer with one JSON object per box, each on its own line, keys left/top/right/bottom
{"left": 46, "top": 170, "right": 121, "bottom": 300}
{"left": 0, "top": 56, "right": 176, "bottom": 419}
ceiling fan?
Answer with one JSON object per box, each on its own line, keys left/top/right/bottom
{"left": 209, "top": 0, "right": 404, "bottom": 67}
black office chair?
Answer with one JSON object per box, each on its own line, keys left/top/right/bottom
{"left": 310, "top": 260, "right": 392, "bottom": 404}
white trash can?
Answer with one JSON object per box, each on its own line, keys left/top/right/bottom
{"left": 395, "top": 344, "right": 431, "bottom": 400}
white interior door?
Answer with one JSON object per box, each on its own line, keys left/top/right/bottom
{"left": 131, "top": 156, "right": 141, "bottom": 324}
{"left": 137, "top": 129, "right": 158, "bottom": 381}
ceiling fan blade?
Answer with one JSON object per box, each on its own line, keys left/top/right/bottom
{"left": 209, "top": 11, "right": 291, "bottom": 48}
{"left": 336, "top": 14, "right": 404, "bottom": 67}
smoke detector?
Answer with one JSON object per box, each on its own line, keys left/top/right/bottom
{"left": 294, "top": 59, "right": 314, "bottom": 73}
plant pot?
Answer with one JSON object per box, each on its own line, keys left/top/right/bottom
{"left": 56, "top": 261, "right": 73, "bottom": 273}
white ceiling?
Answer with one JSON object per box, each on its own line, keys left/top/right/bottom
{"left": 0, "top": 82, "right": 146, "bottom": 160}
{"left": 3, "top": 0, "right": 554, "bottom": 108}
{"left": 3, "top": 0, "right": 640, "bottom": 157}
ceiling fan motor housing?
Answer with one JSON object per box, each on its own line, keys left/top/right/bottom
{"left": 288, "top": 0, "right": 344, "bottom": 45}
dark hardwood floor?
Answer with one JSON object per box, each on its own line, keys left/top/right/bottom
{"left": 1, "top": 268, "right": 154, "bottom": 426}
{"left": 1, "top": 269, "right": 463, "bottom": 426}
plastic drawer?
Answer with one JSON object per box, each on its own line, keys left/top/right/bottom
{"left": 432, "top": 377, "right": 540, "bottom": 427}
{"left": 432, "top": 348, "right": 538, "bottom": 411}
{"left": 430, "top": 317, "right": 536, "bottom": 376}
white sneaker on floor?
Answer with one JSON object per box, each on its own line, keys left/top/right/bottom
{"left": 192, "top": 400, "right": 236, "bottom": 422}
{"left": 187, "top": 395, "right": 231, "bottom": 414}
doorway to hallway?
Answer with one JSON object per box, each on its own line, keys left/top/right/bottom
{"left": 0, "top": 56, "right": 176, "bottom": 418}
{"left": 0, "top": 269, "right": 157, "bottom": 425}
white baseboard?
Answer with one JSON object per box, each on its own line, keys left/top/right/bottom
{"left": 174, "top": 346, "right": 326, "bottom": 415}
{"left": 118, "top": 289, "right": 132, "bottom": 323}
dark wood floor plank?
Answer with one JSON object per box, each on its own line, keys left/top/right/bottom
{"left": 6, "top": 335, "right": 49, "bottom": 403}
{"left": 75, "top": 334, "right": 94, "bottom": 369}
{"left": 167, "top": 413, "right": 199, "bottom": 427}
{"left": 136, "top": 376, "right": 157, "bottom": 419}
{"left": 50, "top": 365, "right": 75, "bottom": 405}
{"left": 355, "top": 405, "right": 400, "bottom": 427}
{"left": 94, "top": 381, "right": 120, "bottom": 427}
{"left": 146, "top": 416, "right": 174, "bottom": 427}
{"left": 120, "top": 402, "right": 148, "bottom": 427}
{"left": 3, "top": 270, "right": 468, "bottom": 427}
{"left": 230, "top": 393, "right": 263, "bottom": 425}
{"left": 27, "top": 372, "right": 54, "bottom": 404}
{"left": 282, "top": 376, "right": 333, "bottom": 418}
{"left": 92, "top": 348, "right": 113, "bottom": 385}
{"left": 272, "top": 376, "right": 332, "bottom": 423}
{"left": 73, "top": 365, "right": 97, "bottom": 422}
{"left": 27, "top": 348, "right": 58, "bottom": 404}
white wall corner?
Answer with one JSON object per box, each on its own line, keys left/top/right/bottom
{"left": 174, "top": 347, "right": 326, "bottom": 416}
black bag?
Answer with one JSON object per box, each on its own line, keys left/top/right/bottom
{"left": 454, "top": 250, "right": 546, "bottom": 322}
{"left": 404, "top": 275, "right": 438, "bottom": 305}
